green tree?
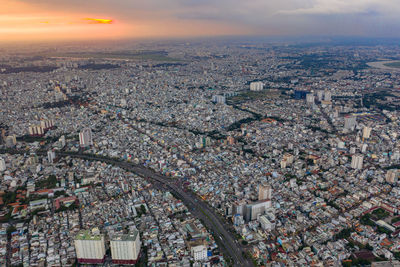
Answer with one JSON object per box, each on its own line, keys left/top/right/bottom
{"left": 140, "top": 204, "right": 146, "bottom": 214}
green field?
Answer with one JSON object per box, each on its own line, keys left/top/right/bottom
{"left": 229, "top": 89, "right": 286, "bottom": 103}
{"left": 383, "top": 61, "right": 400, "bottom": 69}
{"left": 44, "top": 50, "right": 181, "bottom": 62}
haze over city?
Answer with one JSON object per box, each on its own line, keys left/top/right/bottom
{"left": 2, "top": 0, "right": 400, "bottom": 42}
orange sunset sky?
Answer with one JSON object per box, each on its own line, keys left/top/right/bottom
{"left": 0, "top": 0, "right": 252, "bottom": 42}
{"left": 1, "top": 0, "right": 400, "bottom": 42}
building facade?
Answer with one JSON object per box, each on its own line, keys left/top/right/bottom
{"left": 110, "top": 231, "right": 141, "bottom": 265}
{"left": 74, "top": 229, "right": 106, "bottom": 264}
{"left": 250, "top": 81, "right": 264, "bottom": 91}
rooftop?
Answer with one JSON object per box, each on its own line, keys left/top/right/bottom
{"left": 75, "top": 230, "right": 103, "bottom": 241}
{"left": 111, "top": 231, "right": 139, "bottom": 242}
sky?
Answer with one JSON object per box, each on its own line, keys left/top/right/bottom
{"left": 1, "top": 0, "right": 400, "bottom": 42}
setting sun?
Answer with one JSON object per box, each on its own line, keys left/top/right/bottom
{"left": 84, "top": 18, "right": 113, "bottom": 24}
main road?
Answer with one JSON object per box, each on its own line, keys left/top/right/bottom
{"left": 1, "top": 149, "right": 253, "bottom": 267}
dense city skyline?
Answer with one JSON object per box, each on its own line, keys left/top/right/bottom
{"left": 2, "top": 0, "right": 400, "bottom": 42}
{"left": 1, "top": 1, "right": 400, "bottom": 266}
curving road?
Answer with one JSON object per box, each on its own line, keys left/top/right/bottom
{"left": 1, "top": 149, "right": 253, "bottom": 267}
{"left": 61, "top": 153, "right": 253, "bottom": 266}
{"left": 64, "top": 153, "right": 253, "bottom": 267}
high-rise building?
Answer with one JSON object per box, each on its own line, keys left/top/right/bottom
{"left": 212, "top": 95, "right": 226, "bottom": 104}
{"left": 0, "top": 158, "right": 6, "bottom": 172}
{"left": 362, "top": 126, "right": 372, "bottom": 139}
{"left": 361, "top": 144, "right": 368, "bottom": 153}
{"left": 110, "top": 231, "right": 141, "bottom": 265}
{"left": 258, "top": 183, "right": 272, "bottom": 201}
{"left": 47, "top": 150, "right": 56, "bottom": 164}
{"left": 0, "top": 129, "right": 6, "bottom": 144}
{"left": 317, "top": 91, "right": 324, "bottom": 101}
{"left": 40, "top": 119, "right": 54, "bottom": 130}
{"left": 74, "top": 229, "right": 106, "bottom": 264}
{"left": 306, "top": 93, "right": 315, "bottom": 104}
{"left": 392, "top": 151, "right": 400, "bottom": 161}
{"left": 344, "top": 116, "right": 357, "bottom": 130}
{"left": 324, "top": 90, "right": 332, "bottom": 101}
{"left": 351, "top": 154, "right": 364, "bottom": 169}
{"left": 244, "top": 200, "right": 272, "bottom": 222}
{"left": 386, "top": 170, "right": 398, "bottom": 184}
{"left": 250, "top": 81, "right": 264, "bottom": 91}
{"left": 199, "top": 136, "right": 211, "bottom": 148}
{"left": 79, "top": 128, "right": 93, "bottom": 147}
{"left": 28, "top": 125, "right": 45, "bottom": 136}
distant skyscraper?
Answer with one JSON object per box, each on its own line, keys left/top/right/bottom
{"left": 40, "top": 119, "right": 54, "bottom": 130}
{"left": 29, "top": 124, "right": 46, "bottom": 136}
{"left": 362, "top": 126, "right": 372, "bottom": 139}
{"left": 250, "top": 81, "right": 264, "bottom": 91}
{"left": 259, "top": 183, "right": 272, "bottom": 201}
{"left": 212, "top": 95, "right": 226, "bottom": 104}
{"left": 0, "top": 158, "right": 6, "bottom": 172}
{"left": 74, "top": 229, "right": 106, "bottom": 264}
{"left": 306, "top": 93, "right": 315, "bottom": 104}
{"left": 351, "top": 154, "right": 364, "bottom": 169}
{"left": 344, "top": 116, "right": 357, "bottom": 131}
{"left": 361, "top": 144, "right": 368, "bottom": 153}
{"left": 110, "top": 231, "right": 141, "bottom": 265}
{"left": 317, "top": 91, "right": 324, "bottom": 101}
{"left": 324, "top": 90, "right": 332, "bottom": 101}
{"left": 386, "top": 170, "right": 398, "bottom": 184}
{"left": 47, "top": 150, "right": 56, "bottom": 164}
{"left": 392, "top": 151, "right": 400, "bottom": 161}
{"left": 79, "top": 128, "right": 93, "bottom": 147}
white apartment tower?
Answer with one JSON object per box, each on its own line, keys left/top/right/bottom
{"left": 344, "top": 116, "right": 357, "bottom": 130}
{"left": 324, "top": 90, "right": 332, "bottom": 101}
{"left": 306, "top": 94, "right": 315, "bottom": 104}
{"left": 212, "top": 95, "right": 226, "bottom": 104}
{"left": 362, "top": 126, "right": 372, "bottom": 139}
{"left": 74, "top": 229, "right": 106, "bottom": 264}
{"left": 0, "top": 158, "right": 6, "bottom": 172}
{"left": 250, "top": 81, "right": 264, "bottom": 91}
{"left": 351, "top": 154, "right": 364, "bottom": 170}
{"left": 47, "top": 150, "right": 56, "bottom": 164}
{"left": 110, "top": 231, "right": 141, "bottom": 265}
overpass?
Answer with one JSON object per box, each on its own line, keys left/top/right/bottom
{"left": 1, "top": 149, "right": 254, "bottom": 267}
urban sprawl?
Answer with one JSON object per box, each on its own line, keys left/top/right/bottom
{"left": 1, "top": 40, "right": 400, "bottom": 267}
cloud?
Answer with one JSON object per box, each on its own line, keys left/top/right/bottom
{"left": 278, "top": 0, "right": 399, "bottom": 15}
{"left": 5, "top": 0, "right": 400, "bottom": 39}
